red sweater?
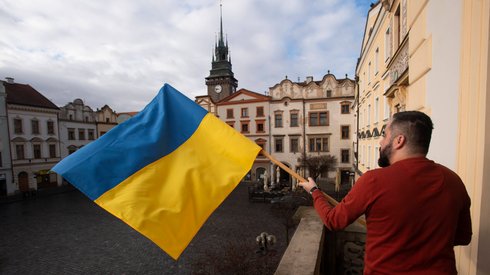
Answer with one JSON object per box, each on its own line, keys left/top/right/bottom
{"left": 312, "top": 157, "right": 472, "bottom": 274}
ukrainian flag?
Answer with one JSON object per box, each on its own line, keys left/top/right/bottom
{"left": 52, "top": 84, "right": 261, "bottom": 259}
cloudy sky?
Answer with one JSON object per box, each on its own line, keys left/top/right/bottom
{"left": 0, "top": 0, "right": 372, "bottom": 112}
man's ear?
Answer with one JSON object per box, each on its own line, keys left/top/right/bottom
{"left": 393, "top": 134, "right": 406, "bottom": 149}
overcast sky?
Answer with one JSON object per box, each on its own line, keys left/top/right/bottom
{"left": 0, "top": 0, "right": 372, "bottom": 112}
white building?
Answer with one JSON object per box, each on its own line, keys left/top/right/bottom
{"left": 269, "top": 73, "right": 355, "bottom": 185}
{"left": 59, "top": 99, "right": 97, "bottom": 158}
{"left": 4, "top": 78, "right": 62, "bottom": 193}
{"left": 215, "top": 89, "right": 271, "bottom": 182}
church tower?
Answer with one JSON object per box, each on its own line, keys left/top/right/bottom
{"left": 205, "top": 3, "right": 238, "bottom": 102}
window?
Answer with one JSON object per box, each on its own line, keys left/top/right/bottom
{"left": 256, "top": 106, "right": 264, "bottom": 117}
{"left": 374, "top": 146, "right": 379, "bottom": 168}
{"left": 385, "top": 27, "right": 391, "bottom": 61}
{"left": 362, "top": 145, "right": 366, "bottom": 165}
{"left": 375, "top": 97, "right": 379, "bottom": 123}
{"left": 341, "top": 103, "right": 350, "bottom": 114}
{"left": 100, "top": 131, "right": 107, "bottom": 136}
{"left": 341, "top": 126, "right": 350, "bottom": 139}
{"left": 290, "top": 113, "right": 299, "bottom": 127}
{"left": 368, "top": 146, "right": 372, "bottom": 168}
{"left": 309, "top": 112, "right": 328, "bottom": 126}
{"left": 290, "top": 137, "right": 299, "bottom": 153}
{"left": 47, "top": 121, "right": 55, "bottom": 135}
{"left": 241, "top": 122, "right": 249, "bottom": 133}
{"left": 16, "top": 144, "right": 25, "bottom": 159}
{"left": 275, "top": 113, "right": 283, "bottom": 128}
{"left": 375, "top": 48, "right": 379, "bottom": 74}
{"left": 49, "top": 144, "right": 56, "bottom": 158}
{"left": 226, "top": 109, "right": 234, "bottom": 119}
{"left": 69, "top": 114, "right": 73, "bottom": 120}
{"left": 395, "top": 5, "right": 401, "bottom": 47}
{"left": 33, "top": 144, "right": 41, "bottom": 159}
{"left": 31, "top": 120, "right": 40, "bottom": 134}
{"left": 275, "top": 137, "right": 283, "bottom": 152}
{"left": 384, "top": 97, "right": 390, "bottom": 120}
{"left": 14, "top": 119, "right": 22, "bottom": 134}
{"left": 105, "top": 118, "right": 109, "bottom": 123}
{"left": 88, "top": 129, "right": 95, "bottom": 140}
{"left": 241, "top": 108, "right": 248, "bottom": 118}
{"left": 368, "top": 62, "right": 371, "bottom": 83}
{"left": 367, "top": 104, "right": 371, "bottom": 125}
{"left": 68, "top": 128, "right": 75, "bottom": 140}
{"left": 226, "top": 122, "right": 235, "bottom": 128}
{"left": 78, "top": 129, "right": 85, "bottom": 140}
{"left": 256, "top": 121, "right": 264, "bottom": 133}
{"left": 326, "top": 90, "right": 332, "bottom": 97}
{"left": 341, "top": 149, "right": 350, "bottom": 163}
{"left": 309, "top": 137, "right": 329, "bottom": 152}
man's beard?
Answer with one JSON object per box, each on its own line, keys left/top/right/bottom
{"left": 378, "top": 142, "right": 392, "bottom": 168}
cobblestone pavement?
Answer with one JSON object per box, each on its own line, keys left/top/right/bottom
{"left": 0, "top": 183, "right": 292, "bottom": 274}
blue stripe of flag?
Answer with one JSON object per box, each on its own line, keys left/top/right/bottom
{"left": 52, "top": 84, "right": 207, "bottom": 200}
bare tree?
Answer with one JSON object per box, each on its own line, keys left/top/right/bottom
{"left": 298, "top": 154, "right": 337, "bottom": 180}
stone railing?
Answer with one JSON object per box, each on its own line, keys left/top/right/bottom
{"left": 275, "top": 206, "right": 366, "bottom": 275}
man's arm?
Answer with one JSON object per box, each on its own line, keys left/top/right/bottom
{"left": 300, "top": 177, "right": 372, "bottom": 231}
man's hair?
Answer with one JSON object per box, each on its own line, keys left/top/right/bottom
{"left": 390, "top": 111, "right": 434, "bottom": 155}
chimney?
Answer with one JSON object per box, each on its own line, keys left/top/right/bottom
{"left": 5, "top": 77, "right": 14, "bottom": 84}
{"left": 306, "top": 76, "right": 313, "bottom": 83}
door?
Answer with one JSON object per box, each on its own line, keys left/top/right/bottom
{"left": 18, "top": 172, "right": 29, "bottom": 192}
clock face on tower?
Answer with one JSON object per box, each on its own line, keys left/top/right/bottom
{"left": 214, "top": 85, "right": 222, "bottom": 93}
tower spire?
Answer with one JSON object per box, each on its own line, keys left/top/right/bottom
{"left": 206, "top": 0, "right": 237, "bottom": 102}
{"left": 219, "top": 1, "right": 224, "bottom": 46}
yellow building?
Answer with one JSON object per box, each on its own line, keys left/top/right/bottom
{"left": 355, "top": 0, "right": 489, "bottom": 273}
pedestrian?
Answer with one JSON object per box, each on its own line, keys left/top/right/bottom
{"left": 299, "top": 110, "right": 472, "bottom": 274}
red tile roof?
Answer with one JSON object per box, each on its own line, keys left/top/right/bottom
{"left": 4, "top": 82, "right": 59, "bottom": 110}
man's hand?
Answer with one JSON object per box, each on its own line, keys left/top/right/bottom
{"left": 299, "top": 177, "right": 317, "bottom": 193}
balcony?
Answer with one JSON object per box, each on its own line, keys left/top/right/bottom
{"left": 275, "top": 207, "right": 366, "bottom": 274}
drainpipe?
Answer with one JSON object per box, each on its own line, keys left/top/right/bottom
{"left": 268, "top": 112, "right": 272, "bottom": 177}
{"left": 355, "top": 74, "right": 360, "bottom": 173}
{"left": 302, "top": 99, "right": 306, "bottom": 177}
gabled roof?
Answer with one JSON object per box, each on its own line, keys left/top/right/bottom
{"left": 3, "top": 82, "right": 59, "bottom": 110}
{"left": 269, "top": 73, "right": 354, "bottom": 90}
{"left": 216, "top": 88, "right": 271, "bottom": 105}
{"left": 117, "top": 111, "right": 138, "bottom": 117}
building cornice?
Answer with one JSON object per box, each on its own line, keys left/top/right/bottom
{"left": 8, "top": 104, "right": 60, "bottom": 115}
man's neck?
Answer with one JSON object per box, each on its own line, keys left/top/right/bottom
{"left": 390, "top": 152, "right": 426, "bottom": 165}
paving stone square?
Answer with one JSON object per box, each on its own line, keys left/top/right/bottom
{"left": 0, "top": 183, "right": 292, "bottom": 274}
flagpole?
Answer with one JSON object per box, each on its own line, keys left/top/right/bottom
{"left": 259, "top": 149, "right": 366, "bottom": 227}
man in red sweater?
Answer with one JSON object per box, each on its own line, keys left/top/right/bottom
{"left": 300, "top": 111, "right": 472, "bottom": 274}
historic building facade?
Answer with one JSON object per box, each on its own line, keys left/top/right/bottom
{"left": 215, "top": 89, "right": 271, "bottom": 182}
{"left": 0, "top": 79, "right": 13, "bottom": 196}
{"left": 3, "top": 78, "right": 62, "bottom": 193}
{"left": 354, "top": 2, "right": 393, "bottom": 174}
{"left": 59, "top": 99, "right": 97, "bottom": 158}
{"left": 96, "top": 104, "right": 118, "bottom": 136}
{"left": 355, "top": 0, "right": 490, "bottom": 273}
{"left": 269, "top": 74, "right": 355, "bottom": 186}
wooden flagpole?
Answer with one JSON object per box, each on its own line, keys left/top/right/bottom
{"left": 260, "top": 149, "right": 366, "bottom": 227}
